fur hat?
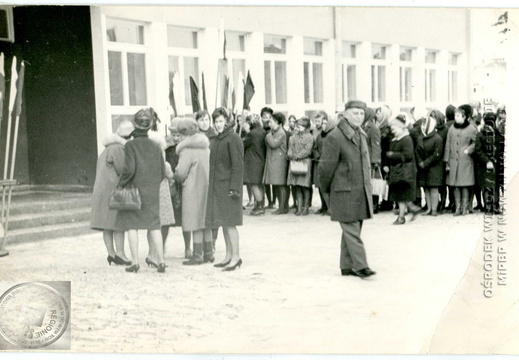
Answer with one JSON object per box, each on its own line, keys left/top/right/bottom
{"left": 133, "top": 108, "right": 156, "bottom": 130}
{"left": 116, "top": 119, "right": 134, "bottom": 137}
{"left": 296, "top": 117, "right": 311, "bottom": 129}
{"left": 458, "top": 104, "right": 473, "bottom": 119}
{"left": 345, "top": 100, "right": 367, "bottom": 111}
{"left": 178, "top": 117, "right": 199, "bottom": 137}
{"left": 168, "top": 117, "right": 182, "bottom": 133}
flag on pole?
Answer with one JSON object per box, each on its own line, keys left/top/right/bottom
{"left": 189, "top": 76, "right": 201, "bottom": 113}
{"left": 201, "top": 72, "right": 208, "bottom": 111}
{"left": 0, "top": 53, "right": 5, "bottom": 116}
{"left": 218, "top": 16, "right": 226, "bottom": 60}
{"left": 243, "top": 70, "right": 255, "bottom": 110}
{"left": 235, "top": 71, "right": 244, "bottom": 112}
{"left": 221, "top": 76, "right": 229, "bottom": 108}
{"left": 169, "top": 74, "right": 177, "bottom": 117}
{"left": 13, "top": 61, "right": 25, "bottom": 118}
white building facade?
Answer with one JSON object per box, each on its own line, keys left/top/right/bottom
{"left": 90, "top": 6, "right": 470, "bottom": 153}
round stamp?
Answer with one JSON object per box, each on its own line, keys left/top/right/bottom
{"left": 0, "top": 282, "right": 69, "bottom": 349}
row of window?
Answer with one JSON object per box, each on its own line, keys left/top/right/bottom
{"left": 105, "top": 18, "right": 461, "bottom": 122}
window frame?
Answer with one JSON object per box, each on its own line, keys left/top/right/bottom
{"left": 341, "top": 41, "right": 358, "bottom": 103}
{"left": 263, "top": 34, "right": 289, "bottom": 106}
{"left": 303, "top": 37, "right": 325, "bottom": 105}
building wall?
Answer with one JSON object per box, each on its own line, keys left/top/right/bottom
{"left": 0, "top": 6, "right": 98, "bottom": 186}
{"left": 92, "top": 5, "right": 470, "bottom": 152}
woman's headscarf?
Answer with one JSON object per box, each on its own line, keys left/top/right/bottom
{"left": 362, "top": 107, "right": 376, "bottom": 130}
{"left": 429, "top": 109, "right": 445, "bottom": 129}
{"left": 377, "top": 106, "right": 391, "bottom": 129}
{"left": 422, "top": 116, "right": 437, "bottom": 136}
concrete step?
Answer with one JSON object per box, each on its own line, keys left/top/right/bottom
{"left": 4, "top": 221, "right": 95, "bottom": 246}
{"left": 8, "top": 208, "right": 91, "bottom": 230}
{"left": 6, "top": 192, "right": 92, "bottom": 216}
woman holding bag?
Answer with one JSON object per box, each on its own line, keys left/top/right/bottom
{"left": 386, "top": 115, "right": 422, "bottom": 225}
{"left": 115, "top": 108, "right": 166, "bottom": 273}
{"left": 287, "top": 117, "right": 314, "bottom": 216}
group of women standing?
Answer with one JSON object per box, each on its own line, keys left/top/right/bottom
{"left": 91, "top": 106, "right": 244, "bottom": 273}
{"left": 381, "top": 103, "right": 505, "bottom": 225}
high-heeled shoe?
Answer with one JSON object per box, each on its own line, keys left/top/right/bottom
{"left": 125, "top": 264, "right": 140, "bottom": 273}
{"left": 214, "top": 259, "right": 231, "bottom": 268}
{"left": 114, "top": 255, "right": 131, "bottom": 266}
{"left": 145, "top": 257, "right": 158, "bottom": 268}
{"left": 107, "top": 255, "right": 116, "bottom": 266}
{"left": 222, "top": 259, "right": 242, "bottom": 271}
{"left": 157, "top": 263, "right": 166, "bottom": 273}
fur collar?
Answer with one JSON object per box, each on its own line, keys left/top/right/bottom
{"left": 176, "top": 133, "right": 210, "bottom": 154}
{"left": 148, "top": 131, "right": 167, "bottom": 150}
{"left": 103, "top": 133, "right": 126, "bottom": 147}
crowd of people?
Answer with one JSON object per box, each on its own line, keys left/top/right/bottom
{"left": 91, "top": 99, "right": 506, "bottom": 278}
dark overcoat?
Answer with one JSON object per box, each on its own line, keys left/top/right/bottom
{"left": 473, "top": 124, "right": 505, "bottom": 189}
{"left": 206, "top": 127, "right": 244, "bottom": 228}
{"left": 387, "top": 134, "right": 417, "bottom": 202}
{"left": 318, "top": 119, "right": 373, "bottom": 223}
{"left": 415, "top": 131, "right": 444, "bottom": 188}
{"left": 115, "top": 129, "right": 165, "bottom": 230}
{"left": 243, "top": 123, "right": 266, "bottom": 185}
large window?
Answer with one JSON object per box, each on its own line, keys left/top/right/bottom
{"left": 425, "top": 49, "right": 437, "bottom": 102}
{"left": 264, "top": 35, "right": 287, "bottom": 105}
{"left": 371, "top": 44, "right": 388, "bottom": 103}
{"left": 448, "top": 53, "right": 459, "bottom": 103}
{"left": 303, "top": 38, "right": 324, "bottom": 104}
{"left": 399, "top": 47, "right": 414, "bottom": 102}
{"left": 106, "top": 19, "right": 147, "bottom": 106}
{"left": 105, "top": 18, "right": 148, "bottom": 131}
{"left": 226, "top": 31, "right": 247, "bottom": 110}
{"left": 341, "top": 41, "right": 357, "bottom": 102}
{"left": 167, "top": 26, "right": 200, "bottom": 113}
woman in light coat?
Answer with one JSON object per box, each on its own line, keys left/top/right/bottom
{"left": 91, "top": 120, "right": 134, "bottom": 266}
{"left": 174, "top": 117, "right": 211, "bottom": 265}
{"left": 263, "top": 112, "right": 289, "bottom": 214}
{"left": 443, "top": 104, "right": 478, "bottom": 216}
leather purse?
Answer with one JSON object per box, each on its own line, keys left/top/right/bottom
{"left": 289, "top": 159, "right": 309, "bottom": 175}
{"left": 109, "top": 186, "right": 142, "bottom": 211}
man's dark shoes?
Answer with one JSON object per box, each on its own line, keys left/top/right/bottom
{"left": 354, "top": 268, "right": 376, "bottom": 278}
{"left": 341, "top": 268, "right": 358, "bottom": 276}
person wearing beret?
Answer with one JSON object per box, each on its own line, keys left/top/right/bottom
{"left": 318, "top": 100, "right": 376, "bottom": 279}
{"left": 287, "top": 117, "right": 314, "bottom": 216}
{"left": 115, "top": 107, "right": 167, "bottom": 273}
{"left": 206, "top": 107, "right": 245, "bottom": 271}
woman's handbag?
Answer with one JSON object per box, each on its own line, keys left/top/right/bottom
{"left": 289, "top": 159, "right": 309, "bottom": 175}
{"left": 389, "top": 162, "right": 414, "bottom": 186}
{"left": 371, "top": 168, "right": 388, "bottom": 199}
{"left": 109, "top": 186, "right": 142, "bottom": 211}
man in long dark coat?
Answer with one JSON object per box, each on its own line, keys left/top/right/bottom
{"left": 318, "top": 100, "right": 376, "bottom": 278}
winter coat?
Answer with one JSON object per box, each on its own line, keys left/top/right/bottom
{"left": 313, "top": 123, "right": 336, "bottom": 188}
{"left": 174, "top": 133, "right": 210, "bottom": 232}
{"left": 387, "top": 135, "right": 417, "bottom": 202}
{"left": 91, "top": 134, "right": 126, "bottom": 231}
{"left": 443, "top": 122, "right": 477, "bottom": 187}
{"left": 243, "top": 123, "right": 266, "bottom": 185}
{"left": 206, "top": 126, "right": 244, "bottom": 228}
{"left": 362, "top": 109, "right": 382, "bottom": 165}
{"left": 287, "top": 130, "right": 314, "bottom": 188}
{"left": 165, "top": 141, "right": 182, "bottom": 226}
{"left": 115, "top": 129, "right": 165, "bottom": 230}
{"left": 473, "top": 124, "right": 505, "bottom": 190}
{"left": 318, "top": 118, "right": 373, "bottom": 223}
{"left": 379, "top": 125, "right": 393, "bottom": 176}
{"left": 415, "top": 131, "right": 444, "bottom": 187}
{"left": 263, "top": 125, "right": 288, "bottom": 185}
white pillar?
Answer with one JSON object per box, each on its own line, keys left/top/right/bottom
{"left": 357, "top": 41, "right": 372, "bottom": 105}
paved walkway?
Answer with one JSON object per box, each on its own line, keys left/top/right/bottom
{"left": 0, "top": 188, "right": 515, "bottom": 354}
